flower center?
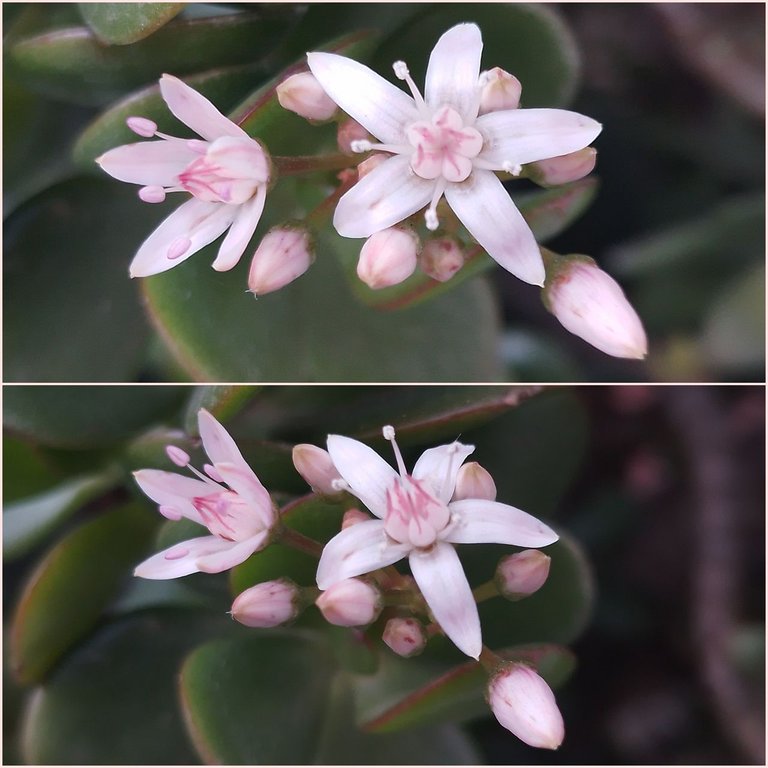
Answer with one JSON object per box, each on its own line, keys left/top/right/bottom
{"left": 193, "top": 490, "right": 260, "bottom": 541}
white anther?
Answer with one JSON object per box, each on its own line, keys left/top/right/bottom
{"left": 331, "top": 478, "right": 350, "bottom": 492}
{"left": 502, "top": 161, "right": 523, "bottom": 176}
{"left": 425, "top": 209, "right": 439, "bottom": 231}
{"left": 382, "top": 425, "right": 396, "bottom": 440}
{"left": 393, "top": 61, "right": 410, "bottom": 80}
{"left": 350, "top": 139, "right": 373, "bottom": 153}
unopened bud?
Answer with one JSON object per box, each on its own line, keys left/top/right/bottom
{"left": 249, "top": 226, "right": 313, "bottom": 296}
{"left": 487, "top": 663, "right": 564, "bottom": 749}
{"left": 231, "top": 579, "right": 300, "bottom": 627}
{"left": 276, "top": 72, "right": 338, "bottom": 121}
{"left": 382, "top": 617, "right": 426, "bottom": 657}
{"left": 316, "top": 578, "right": 382, "bottom": 627}
{"left": 357, "top": 154, "right": 388, "bottom": 179}
{"left": 528, "top": 148, "right": 597, "bottom": 187}
{"left": 419, "top": 237, "right": 465, "bottom": 282}
{"left": 478, "top": 67, "right": 522, "bottom": 114}
{"left": 292, "top": 444, "right": 342, "bottom": 495}
{"left": 338, "top": 119, "right": 371, "bottom": 154}
{"left": 453, "top": 462, "right": 497, "bottom": 501}
{"left": 496, "top": 550, "right": 551, "bottom": 599}
{"left": 342, "top": 508, "right": 371, "bottom": 529}
{"left": 357, "top": 227, "right": 419, "bottom": 289}
{"left": 544, "top": 257, "right": 648, "bottom": 359}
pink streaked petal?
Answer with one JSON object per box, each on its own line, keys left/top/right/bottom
{"left": 444, "top": 499, "right": 559, "bottom": 547}
{"left": 326, "top": 434, "right": 398, "bottom": 518}
{"left": 412, "top": 442, "right": 475, "bottom": 504}
{"left": 214, "top": 462, "right": 274, "bottom": 529}
{"left": 159, "top": 74, "right": 247, "bottom": 141}
{"left": 96, "top": 140, "right": 197, "bottom": 186}
{"left": 476, "top": 108, "right": 602, "bottom": 168}
{"left": 195, "top": 531, "right": 269, "bottom": 573}
{"left": 211, "top": 187, "right": 266, "bottom": 272}
{"left": 129, "top": 199, "right": 236, "bottom": 278}
{"left": 197, "top": 408, "right": 245, "bottom": 466}
{"left": 134, "top": 535, "right": 229, "bottom": 579}
{"left": 444, "top": 170, "right": 545, "bottom": 286}
{"left": 409, "top": 543, "right": 481, "bottom": 659}
{"left": 133, "top": 469, "right": 209, "bottom": 524}
{"left": 334, "top": 155, "right": 433, "bottom": 238}
{"left": 425, "top": 23, "right": 483, "bottom": 123}
{"left": 307, "top": 52, "right": 419, "bottom": 144}
{"left": 316, "top": 519, "right": 408, "bottom": 590}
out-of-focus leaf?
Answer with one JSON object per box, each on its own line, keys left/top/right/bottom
{"left": 182, "top": 385, "right": 261, "bottom": 436}
{"left": 9, "top": 504, "right": 156, "bottom": 684}
{"left": 78, "top": 3, "right": 185, "bottom": 45}
{"left": 111, "top": 578, "right": 210, "bottom": 614}
{"left": 501, "top": 329, "right": 583, "bottom": 382}
{"left": 2, "top": 437, "right": 64, "bottom": 502}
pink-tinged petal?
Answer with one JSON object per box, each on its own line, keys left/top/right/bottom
{"left": 195, "top": 531, "right": 269, "bottom": 573}
{"left": 96, "top": 140, "right": 197, "bottom": 186}
{"left": 412, "top": 442, "right": 475, "bottom": 504}
{"left": 307, "top": 52, "right": 419, "bottom": 144}
{"left": 316, "top": 519, "right": 408, "bottom": 589}
{"left": 444, "top": 499, "right": 559, "bottom": 547}
{"left": 409, "top": 543, "right": 481, "bottom": 659}
{"left": 133, "top": 469, "right": 208, "bottom": 524}
{"left": 134, "top": 535, "right": 230, "bottom": 579}
{"left": 334, "top": 155, "right": 433, "bottom": 238}
{"left": 326, "top": 435, "right": 398, "bottom": 518}
{"left": 211, "top": 187, "right": 266, "bottom": 272}
{"left": 476, "top": 108, "right": 602, "bottom": 168}
{"left": 214, "top": 462, "right": 274, "bottom": 530}
{"left": 425, "top": 23, "right": 483, "bottom": 123}
{"left": 445, "top": 170, "right": 545, "bottom": 285}
{"left": 129, "top": 199, "right": 236, "bottom": 277}
{"left": 159, "top": 74, "right": 247, "bottom": 141}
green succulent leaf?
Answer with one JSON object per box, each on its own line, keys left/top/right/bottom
{"left": 182, "top": 385, "right": 262, "bottom": 436}
{"left": 78, "top": 3, "right": 185, "bottom": 45}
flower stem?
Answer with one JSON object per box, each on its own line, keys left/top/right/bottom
{"left": 478, "top": 645, "right": 504, "bottom": 673}
{"left": 473, "top": 580, "right": 499, "bottom": 603}
{"left": 273, "top": 153, "right": 353, "bottom": 176}
{"left": 280, "top": 526, "right": 324, "bottom": 558}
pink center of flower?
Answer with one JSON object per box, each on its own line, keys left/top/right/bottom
{"left": 192, "top": 490, "right": 259, "bottom": 541}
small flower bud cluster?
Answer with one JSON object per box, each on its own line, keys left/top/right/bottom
{"left": 276, "top": 72, "right": 338, "bottom": 121}
{"left": 419, "top": 237, "right": 465, "bottom": 282}
{"left": 383, "top": 617, "right": 426, "bottom": 657}
{"left": 316, "top": 578, "right": 382, "bottom": 626}
{"left": 231, "top": 579, "right": 301, "bottom": 628}
{"left": 249, "top": 226, "right": 313, "bottom": 296}
{"left": 292, "top": 444, "right": 342, "bottom": 495}
{"left": 357, "top": 226, "right": 420, "bottom": 290}
{"left": 496, "top": 550, "right": 551, "bottom": 599}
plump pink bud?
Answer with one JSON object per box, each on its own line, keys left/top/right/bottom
{"left": 453, "top": 462, "right": 497, "bottom": 501}
{"left": 496, "top": 550, "right": 551, "bottom": 599}
{"left": 316, "top": 578, "right": 381, "bottom": 627}
{"left": 337, "top": 119, "right": 370, "bottom": 154}
{"left": 231, "top": 579, "right": 300, "bottom": 627}
{"left": 357, "top": 153, "right": 389, "bottom": 179}
{"left": 382, "top": 617, "right": 426, "bottom": 657}
{"left": 419, "top": 237, "right": 465, "bottom": 282}
{"left": 342, "top": 508, "right": 371, "bottom": 529}
{"left": 487, "top": 663, "right": 565, "bottom": 749}
{"left": 357, "top": 227, "right": 419, "bottom": 289}
{"left": 528, "top": 148, "right": 597, "bottom": 187}
{"left": 126, "top": 116, "right": 157, "bottom": 137}
{"left": 544, "top": 258, "right": 648, "bottom": 359}
{"left": 248, "top": 227, "right": 313, "bottom": 296}
{"left": 292, "top": 444, "right": 342, "bottom": 495}
{"left": 276, "top": 72, "right": 338, "bottom": 121}
{"left": 165, "top": 445, "right": 190, "bottom": 467}
{"left": 478, "top": 67, "right": 522, "bottom": 114}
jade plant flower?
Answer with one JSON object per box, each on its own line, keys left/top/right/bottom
{"left": 97, "top": 75, "right": 271, "bottom": 278}
{"left": 308, "top": 23, "right": 602, "bottom": 285}
{"left": 133, "top": 409, "right": 276, "bottom": 578}
{"left": 316, "top": 426, "right": 558, "bottom": 658}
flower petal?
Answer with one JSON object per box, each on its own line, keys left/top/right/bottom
{"left": 133, "top": 469, "right": 208, "bottom": 524}
{"left": 129, "top": 198, "right": 236, "bottom": 277}
{"left": 195, "top": 531, "right": 269, "bottom": 573}
{"left": 96, "top": 140, "right": 197, "bottom": 186}
{"left": 425, "top": 23, "right": 483, "bottom": 123}
{"left": 444, "top": 499, "right": 559, "bottom": 547}
{"left": 476, "top": 108, "right": 602, "bottom": 168}
{"left": 334, "top": 155, "right": 433, "bottom": 238}
{"left": 307, "top": 52, "right": 419, "bottom": 144}
{"left": 211, "top": 186, "right": 266, "bottom": 272}
{"left": 134, "top": 535, "right": 230, "bottom": 579}
{"left": 412, "top": 442, "right": 475, "bottom": 504}
{"left": 445, "top": 170, "right": 544, "bottom": 285}
{"left": 215, "top": 462, "right": 274, "bottom": 529}
{"left": 409, "top": 543, "right": 481, "bottom": 659}
{"left": 326, "top": 434, "right": 398, "bottom": 517}
{"left": 159, "top": 74, "right": 247, "bottom": 141}
{"left": 316, "top": 519, "right": 408, "bottom": 589}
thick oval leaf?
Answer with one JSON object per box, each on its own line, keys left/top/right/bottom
{"left": 9, "top": 503, "right": 156, "bottom": 684}
{"left": 182, "top": 385, "right": 261, "bottom": 436}
{"left": 78, "top": 3, "right": 184, "bottom": 45}
{"left": 2, "top": 436, "right": 64, "bottom": 502}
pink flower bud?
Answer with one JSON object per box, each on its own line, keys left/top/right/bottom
{"left": 292, "top": 444, "right": 342, "bottom": 495}
{"left": 478, "top": 67, "right": 522, "bottom": 114}
{"left": 453, "top": 462, "right": 497, "bottom": 501}
{"left": 316, "top": 578, "right": 381, "bottom": 627}
{"left": 248, "top": 227, "right": 313, "bottom": 296}
{"left": 496, "top": 550, "right": 551, "bottom": 599}
{"left": 337, "top": 119, "right": 370, "bottom": 154}
{"left": 419, "top": 237, "right": 465, "bottom": 282}
{"left": 231, "top": 579, "right": 300, "bottom": 627}
{"left": 382, "top": 617, "right": 426, "bottom": 657}
{"left": 544, "top": 258, "right": 648, "bottom": 359}
{"left": 342, "top": 508, "right": 371, "bottom": 529}
{"left": 357, "top": 227, "right": 419, "bottom": 290}
{"left": 357, "top": 154, "right": 388, "bottom": 179}
{"left": 528, "top": 148, "right": 597, "bottom": 187}
{"left": 487, "top": 663, "right": 565, "bottom": 749}
{"left": 276, "top": 72, "right": 338, "bottom": 121}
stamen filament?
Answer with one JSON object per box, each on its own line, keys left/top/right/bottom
{"left": 392, "top": 60, "right": 430, "bottom": 119}
{"left": 383, "top": 425, "right": 408, "bottom": 477}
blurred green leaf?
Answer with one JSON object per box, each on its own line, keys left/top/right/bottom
{"left": 182, "top": 385, "right": 261, "bottom": 435}
{"left": 3, "top": 436, "right": 64, "bottom": 502}
{"left": 78, "top": 3, "right": 185, "bottom": 45}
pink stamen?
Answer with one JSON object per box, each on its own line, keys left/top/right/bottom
{"left": 193, "top": 494, "right": 237, "bottom": 537}
{"left": 126, "top": 116, "right": 157, "bottom": 137}
{"left": 166, "top": 445, "right": 190, "bottom": 467}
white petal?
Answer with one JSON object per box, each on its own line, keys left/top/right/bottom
{"left": 129, "top": 199, "right": 236, "bottom": 277}
{"left": 316, "top": 519, "right": 408, "bottom": 589}
{"left": 215, "top": 462, "right": 274, "bottom": 529}
{"left": 334, "top": 155, "right": 433, "bottom": 238}
{"left": 134, "top": 535, "right": 230, "bottom": 579}
{"left": 211, "top": 186, "right": 266, "bottom": 271}
{"left": 195, "top": 531, "right": 269, "bottom": 573}
{"left": 412, "top": 442, "right": 475, "bottom": 504}
{"left": 307, "top": 52, "right": 419, "bottom": 144}
{"left": 476, "top": 108, "right": 602, "bottom": 168}
{"left": 409, "top": 543, "right": 481, "bottom": 659}
{"left": 444, "top": 499, "right": 559, "bottom": 547}
{"left": 159, "top": 74, "right": 247, "bottom": 141}
{"left": 445, "top": 170, "right": 545, "bottom": 285}
{"left": 133, "top": 469, "right": 207, "bottom": 524}
{"left": 425, "top": 23, "right": 483, "bottom": 123}
{"left": 326, "top": 434, "right": 398, "bottom": 517}
{"left": 96, "top": 140, "right": 197, "bottom": 186}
